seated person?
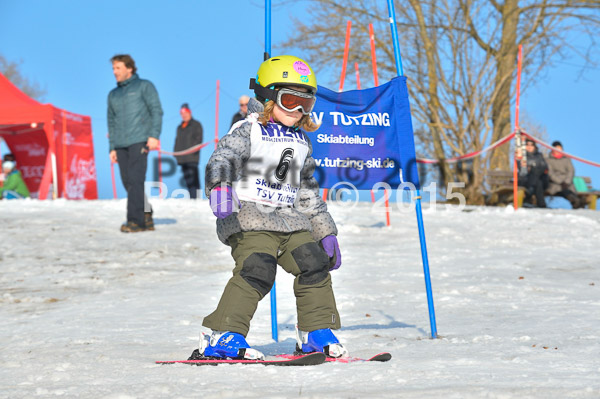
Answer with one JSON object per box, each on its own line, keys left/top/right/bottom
{"left": 545, "top": 141, "right": 581, "bottom": 209}
{"left": 518, "top": 139, "right": 548, "bottom": 208}
{"left": 0, "top": 160, "right": 30, "bottom": 199}
{"left": 0, "top": 153, "right": 15, "bottom": 184}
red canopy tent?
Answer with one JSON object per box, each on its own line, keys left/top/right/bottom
{"left": 0, "top": 73, "right": 97, "bottom": 199}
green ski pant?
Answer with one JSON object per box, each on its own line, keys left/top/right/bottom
{"left": 202, "top": 230, "right": 341, "bottom": 337}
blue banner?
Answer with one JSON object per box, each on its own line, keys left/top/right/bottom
{"left": 310, "top": 76, "right": 420, "bottom": 190}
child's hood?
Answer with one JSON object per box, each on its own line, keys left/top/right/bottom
{"left": 248, "top": 97, "right": 264, "bottom": 114}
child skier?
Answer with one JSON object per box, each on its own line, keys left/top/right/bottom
{"left": 198, "top": 55, "right": 347, "bottom": 360}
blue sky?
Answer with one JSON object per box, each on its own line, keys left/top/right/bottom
{"left": 1, "top": 0, "right": 599, "bottom": 202}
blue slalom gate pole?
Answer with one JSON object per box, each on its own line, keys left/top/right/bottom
{"left": 265, "top": 0, "right": 279, "bottom": 343}
{"left": 386, "top": 0, "right": 438, "bottom": 338}
{"left": 265, "top": 0, "right": 271, "bottom": 61}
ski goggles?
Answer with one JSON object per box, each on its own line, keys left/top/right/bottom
{"left": 275, "top": 88, "right": 316, "bottom": 115}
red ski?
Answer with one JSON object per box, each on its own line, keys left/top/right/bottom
{"left": 277, "top": 352, "right": 392, "bottom": 363}
{"left": 156, "top": 352, "right": 325, "bottom": 367}
{"left": 325, "top": 352, "right": 392, "bottom": 363}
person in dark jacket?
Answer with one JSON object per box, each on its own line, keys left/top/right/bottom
{"left": 174, "top": 103, "right": 203, "bottom": 199}
{"left": 230, "top": 95, "right": 249, "bottom": 127}
{"left": 545, "top": 141, "right": 581, "bottom": 208}
{"left": 518, "top": 139, "right": 548, "bottom": 208}
{"left": 107, "top": 54, "right": 163, "bottom": 232}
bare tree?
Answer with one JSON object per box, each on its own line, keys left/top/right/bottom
{"left": 0, "top": 54, "right": 46, "bottom": 101}
{"left": 280, "top": 0, "right": 600, "bottom": 203}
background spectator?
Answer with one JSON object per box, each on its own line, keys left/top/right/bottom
{"left": 107, "top": 54, "right": 163, "bottom": 232}
{"left": 518, "top": 139, "right": 548, "bottom": 208}
{"left": 545, "top": 140, "right": 581, "bottom": 208}
{"left": 174, "top": 103, "right": 203, "bottom": 199}
{"left": 0, "top": 160, "right": 30, "bottom": 199}
{"left": 0, "top": 153, "right": 16, "bottom": 187}
{"left": 230, "top": 95, "right": 249, "bottom": 127}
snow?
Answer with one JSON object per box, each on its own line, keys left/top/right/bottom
{"left": 1, "top": 199, "right": 599, "bottom": 398}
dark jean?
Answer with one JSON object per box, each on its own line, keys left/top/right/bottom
{"left": 181, "top": 162, "right": 200, "bottom": 199}
{"left": 554, "top": 189, "right": 581, "bottom": 209}
{"left": 116, "top": 142, "right": 150, "bottom": 226}
{"left": 520, "top": 172, "right": 547, "bottom": 208}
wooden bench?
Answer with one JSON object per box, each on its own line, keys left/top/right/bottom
{"left": 485, "top": 170, "right": 598, "bottom": 209}
{"left": 573, "top": 176, "right": 599, "bottom": 210}
{"left": 485, "top": 170, "right": 525, "bottom": 207}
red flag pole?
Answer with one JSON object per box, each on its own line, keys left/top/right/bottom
{"left": 354, "top": 62, "right": 361, "bottom": 90}
{"left": 369, "top": 24, "right": 379, "bottom": 203}
{"left": 338, "top": 20, "right": 352, "bottom": 92}
{"left": 215, "top": 80, "right": 220, "bottom": 150}
{"left": 369, "top": 23, "right": 378, "bottom": 204}
{"left": 368, "top": 23, "right": 390, "bottom": 225}
{"left": 513, "top": 45, "right": 523, "bottom": 210}
{"left": 384, "top": 189, "right": 391, "bottom": 226}
{"left": 369, "top": 23, "right": 379, "bottom": 87}
{"left": 61, "top": 112, "right": 67, "bottom": 198}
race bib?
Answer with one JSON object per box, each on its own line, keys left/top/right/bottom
{"left": 234, "top": 121, "right": 310, "bottom": 207}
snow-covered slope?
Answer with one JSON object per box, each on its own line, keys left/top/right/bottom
{"left": 1, "top": 199, "right": 599, "bottom": 398}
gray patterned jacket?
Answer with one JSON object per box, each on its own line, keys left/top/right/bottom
{"left": 205, "top": 98, "right": 337, "bottom": 245}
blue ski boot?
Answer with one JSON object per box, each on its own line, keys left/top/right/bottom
{"left": 199, "top": 330, "right": 265, "bottom": 360}
{"left": 295, "top": 326, "right": 349, "bottom": 358}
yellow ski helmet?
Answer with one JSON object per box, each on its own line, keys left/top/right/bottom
{"left": 250, "top": 55, "right": 317, "bottom": 102}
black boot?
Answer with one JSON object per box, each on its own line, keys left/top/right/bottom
{"left": 567, "top": 193, "right": 582, "bottom": 209}
{"left": 120, "top": 221, "right": 146, "bottom": 233}
{"left": 144, "top": 212, "right": 155, "bottom": 231}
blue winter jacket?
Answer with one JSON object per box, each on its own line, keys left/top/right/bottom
{"left": 107, "top": 74, "right": 163, "bottom": 151}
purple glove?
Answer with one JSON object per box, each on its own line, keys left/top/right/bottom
{"left": 209, "top": 185, "right": 240, "bottom": 219}
{"left": 321, "top": 235, "right": 342, "bottom": 271}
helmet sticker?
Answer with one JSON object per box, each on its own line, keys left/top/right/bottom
{"left": 300, "top": 76, "right": 309, "bottom": 83}
{"left": 283, "top": 71, "right": 288, "bottom": 78}
{"left": 293, "top": 61, "right": 311, "bottom": 75}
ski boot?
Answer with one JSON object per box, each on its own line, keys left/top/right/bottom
{"left": 190, "top": 330, "right": 265, "bottom": 360}
{"left": 295, "top": 325, "right": 348, "bottom": 358}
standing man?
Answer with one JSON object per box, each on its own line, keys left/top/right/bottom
{"left": 230, "top": 95, "right": 249, "bottom": 127}
{"left": 174, "top": 103, "right": 203, "bottom": 199}
{"left": 108, "top": 54, "right": 163, "bottom": 232}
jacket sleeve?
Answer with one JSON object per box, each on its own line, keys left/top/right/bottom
{"left": 204, "top": 122, "right": 251, "bottom": 196}
{"left": 0, "top": 175, "right": 9, "bottom": 194}
{"left": 2, "top": 173, "right": 19, "bottom": 192}
{"left": 540, "top": 154, "right": 548, "bottom": 173}
{"left": 566, "top": 159, "right": 575, "bottom": 183}
{"left": 537, "top": 153, "right": 548, "bottom": 175}
{"left": 529, "top": 152, "right": 545, "bottom": 175}
{"left": 296, "top": 138, "right": 338, "bottom": 242}
{"left": 195, "top": 121, "right": 204, "bottom": 145}
{"left": 142, "top": 81, "right": 163, "bottom": 139}
{"left": 173, "top": 125, "right": 180, "bottom": 152}
{"left": 107, "top": 93, "right": 116, "bottom": 152}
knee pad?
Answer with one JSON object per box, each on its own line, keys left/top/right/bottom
{"left": 240, "top": 253, "right": 277, "bottom": 296}
{"left": 291, "top": 242, "right": 329, "bottom": 285}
